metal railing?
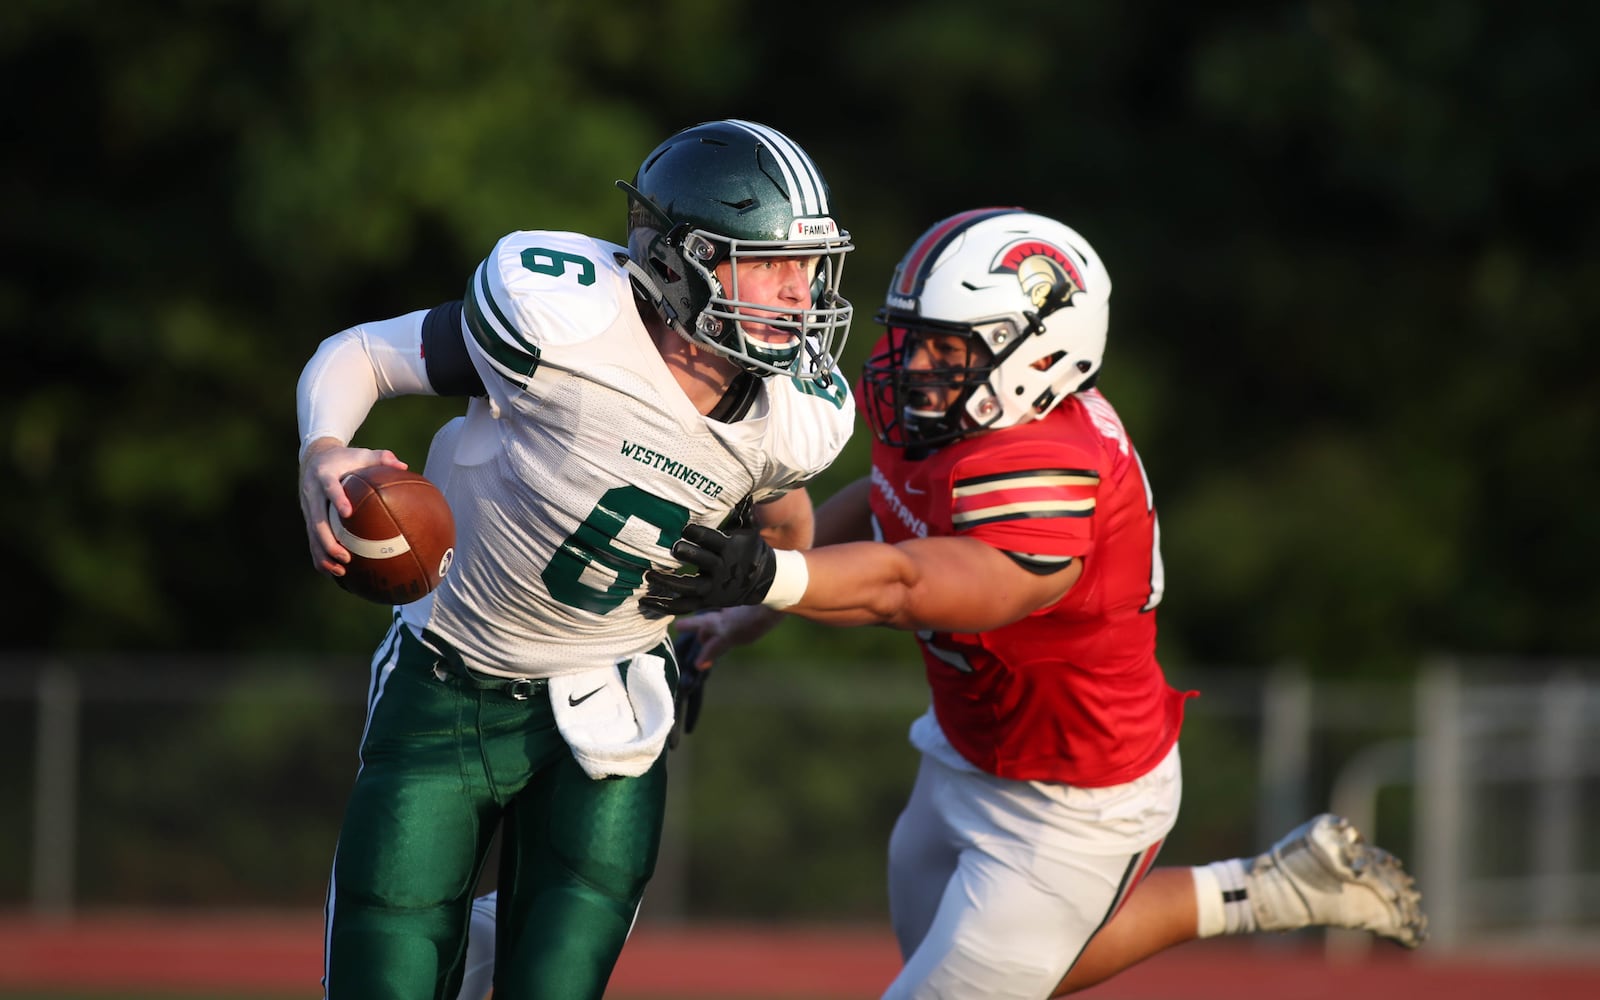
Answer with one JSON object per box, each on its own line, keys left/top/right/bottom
{"left": 5, "top": 655, "right": 1597, "bottom": 954}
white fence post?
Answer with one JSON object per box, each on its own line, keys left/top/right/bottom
{"left": 1326, "top": 737, "right": 1415, "bottom": 961}
{"left": 31, "top": 662, "right": 80, "bottom": 919}
{"left": 1533, "top": 671, "right": 1584, "bottom": 930}
{"left": 1257, "top": 662, "right": 1311, "bottom": 855}
{"left": 1416, "top": 658, "right": 1463, "bottom": 947}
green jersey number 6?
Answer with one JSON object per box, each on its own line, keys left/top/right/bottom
{"left": 521, "top": 247, "right": 595, "bottom": 286}
{"left": 543, "top": 485, "right": 690, "bottom": 614}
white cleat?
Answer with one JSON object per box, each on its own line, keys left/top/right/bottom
{"left": 1246, "top": 813, "right": 1428, "bottom": 948}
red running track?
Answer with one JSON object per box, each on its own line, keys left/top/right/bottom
{"left": 0, "top": 911, "right": 1596, "bottom": 998}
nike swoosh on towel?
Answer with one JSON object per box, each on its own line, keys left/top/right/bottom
{"left": 568, "top": 686, "right": 606, "bottom": 707}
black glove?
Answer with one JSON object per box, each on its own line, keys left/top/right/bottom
{"left": 667, "top": 630, "right": 711, "bottom": 749}
{"left": 720, "top": 493, "right": 756, "bottom": 532}
{"left": 641, "top": 524, "right": 778, "bottom": 617}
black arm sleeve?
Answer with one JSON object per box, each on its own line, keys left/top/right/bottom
{"left": 420, "top": 301, "right": 486, "bottom": 397}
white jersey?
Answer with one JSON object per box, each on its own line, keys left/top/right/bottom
{"left": 402, "top": 230, "right": 854, "bottom": 677}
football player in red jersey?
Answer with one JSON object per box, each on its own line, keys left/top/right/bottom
{"left": 644, "top": 209, "right": 1426, "bottom": 999}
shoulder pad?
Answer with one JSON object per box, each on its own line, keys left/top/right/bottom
{"left": 463, "top": 231, "right": 631, "bottom": 389}
{"left": 764, "top": 372, "right": 856, "bottom": 485}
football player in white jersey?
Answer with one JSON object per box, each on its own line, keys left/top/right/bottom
{"left": 295, "top": 119, "right": 856, "bottom": 1000}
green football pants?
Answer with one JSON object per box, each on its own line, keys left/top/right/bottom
{"left": 323, "top": 621, "right": 669, "bottom": 1000}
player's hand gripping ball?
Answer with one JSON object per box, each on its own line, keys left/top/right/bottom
{"left": 330, "top": 466, "right": 456, "bottom": 605}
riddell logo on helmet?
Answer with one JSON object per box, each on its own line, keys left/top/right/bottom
{"left": 790, "top": 218, "right": 839, "bottom": 239}
{"left": 991, "top": 240, "right": 1085, "bottom": 310}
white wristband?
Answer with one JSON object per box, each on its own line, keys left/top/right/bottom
{"left": 761, "top": 548, "right": 810, "bottom": 610}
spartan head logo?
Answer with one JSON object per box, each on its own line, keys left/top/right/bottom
{"left": 991, "top": 240, "right": 1085, "bottom": 316}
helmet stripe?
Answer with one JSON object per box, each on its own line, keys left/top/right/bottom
{"left": 894, "top": 207, "right": 1019, "bottom": 299}
{"left": 743, "top": 121, "right": 826, "bottom": 215}
{"left": 727, "top": 119, "right": 827, "bottom": 218}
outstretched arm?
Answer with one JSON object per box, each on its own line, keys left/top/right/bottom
{"left": 645, "top": 523, "right": 1082, "bottom": 634}
{"left": 789, "top": 535, "right": 1081, "bottom": 632}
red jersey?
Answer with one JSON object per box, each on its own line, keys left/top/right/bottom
{"left": 865, "top": 387, "right": 1193, "bottom": 786}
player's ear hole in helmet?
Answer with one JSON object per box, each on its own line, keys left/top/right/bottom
{"left": 863, "top": 208, "right": 1111, "bottom": 449}
{"left": 616, "top": 119, "right": 855, "bottom": 382}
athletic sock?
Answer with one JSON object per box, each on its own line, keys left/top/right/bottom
{"left": 1192, "top": 858, "right": 1256, "bottom": 937}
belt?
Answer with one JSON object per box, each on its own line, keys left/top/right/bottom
{"left": 409, "top": 625, "right": 548, "bottom": 701}
{"left": 431, "top": 660, "right": 547, "bottom": 701}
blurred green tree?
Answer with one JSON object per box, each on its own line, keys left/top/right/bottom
{"left": 3, "top": 0, "right": 1595, "bottom": 668}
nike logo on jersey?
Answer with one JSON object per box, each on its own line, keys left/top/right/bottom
{"left": 870, "top": 465, "right": 928, "bottom": 538}
{"left": 903, "top": 481, "right": 926, "bottom": 495}
{"left": 568, "top": 686, "right": 606, "bottom": 707}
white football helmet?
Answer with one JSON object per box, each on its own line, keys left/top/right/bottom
{"left": 862, "top": 208, "right": 1111, "bottom": 448}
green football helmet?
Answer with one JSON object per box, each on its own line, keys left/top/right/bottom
{"left": 617, "top": 120, "right": 854, "bottom": 381}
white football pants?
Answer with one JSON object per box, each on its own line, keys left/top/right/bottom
{"left": 883, "top": 744, "right": 1182, "bottom": 1000}
{"left": 456, "top": 893, "right": 497, "bottom": 1000}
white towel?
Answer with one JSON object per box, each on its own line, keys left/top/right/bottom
{"left": 548, "top": 653, "right": 674, "bottom": 779}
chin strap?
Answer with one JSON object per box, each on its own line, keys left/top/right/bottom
{"left": 707, "top": 371, "right": 760, "bottom": 423}
{"left": 619, "top": 254, "right": 681, "bottom": 329}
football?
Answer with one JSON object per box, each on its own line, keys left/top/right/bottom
{"left": 329, "top": 466, "right": 456, "bottom": 605}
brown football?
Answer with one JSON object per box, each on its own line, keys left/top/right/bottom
{"left": 330, "top": 466, "right": 456, "bottom": 605}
